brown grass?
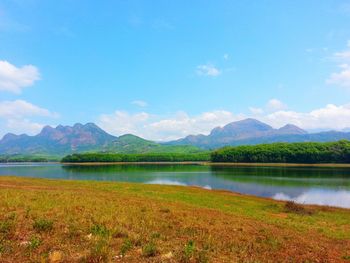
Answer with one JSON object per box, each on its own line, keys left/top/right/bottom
{"left": 284, "top": 201, "right": 314, "bottom": 215}
{"left": 0, "top": 176, "right": 349, "bottom": 262}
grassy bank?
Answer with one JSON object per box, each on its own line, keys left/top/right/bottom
{"left": 0, "top": 177, "right": 349, "bottom": 262}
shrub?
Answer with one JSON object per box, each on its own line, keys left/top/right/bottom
{"left": 28, "top": 236, "right": 41, "bottom": 251}
{"left": 159, "top": 208, "right": 170, "bottom": 213}
{"left": 91, "top": 224, "right": 110, "bottom": 237}
{"left": 120, "top": 239, "right": 132, "bottom": 256}
{"left": 88, "top": 238, "right": 110, "bottom": 262}
{"left": 0, "top": 213, "right": 16, "bottom": 236}
{"left": 142, "top": 242, "right": 157, "bottom": 257}
{"left": 342, "top": 255, "right": 350, "bottom": 261}
{"left": 33, "top": 219, "right": 53, "bottom": 232}
{"left": 0, "top": 221, "right": 12, "bottom": 235}
{"left": 284, "top": 201, "right": 313, "bottom": 215}
{"left": 183, "top": 240, "right": 195, "bottom": 260}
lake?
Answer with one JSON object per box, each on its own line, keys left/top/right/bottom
{"left": 0, "top": 163, "right": 350, "bottom": 208}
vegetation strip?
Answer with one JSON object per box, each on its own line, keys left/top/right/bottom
{"left": 3, "top": 140, "right": 350, "bottom": 165}
{"left": 212, "top": 140, "right": 350, "bottom": 163}
{"left": 61, "top": 152, "right": 211, "bottom": 163}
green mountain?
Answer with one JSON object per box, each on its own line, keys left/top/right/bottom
{"left": 2, "top": 119, "right": 350, "bottom": 158}
{"left": 106, "top": 134, "right": 202, "bottom": 154}
{"left": 0, "top": 123, "right": 203, "bottom": 157}
{"left": 167, "top": 118, "right": 350, "bottom": 149}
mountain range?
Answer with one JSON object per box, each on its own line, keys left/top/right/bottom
{"left": 1, "top": 118, "right": 350, "bottom": 156}
{"left": 0, "top": 123, "right": 201, "bottom": 156}
{"left": 167, "top": 118, "right": 350, "bottom": 148}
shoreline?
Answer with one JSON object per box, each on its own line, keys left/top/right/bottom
{"left": 1, "top": 174, "right": 349, "bottom": 210}
{"left": 3, "top": 161, "right": 350, "bottom": 168}
{"left": 0, "top": 175, "right": 349, "bottom": 211}
{"left": 59, "top": 161, "right": 350, "bottom": 168}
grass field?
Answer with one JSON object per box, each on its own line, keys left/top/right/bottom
{"left": 0, "top": 176, "right": 349, "bottom": 262}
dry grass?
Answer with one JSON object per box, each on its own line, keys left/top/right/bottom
{"left": 0, "top": 176, "right": 349, "bottom": 262}
{"left": 284, "top": 201, "right": 314, "bottom": 215}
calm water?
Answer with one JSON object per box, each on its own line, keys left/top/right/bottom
{"left": 0, "top": 163, "right": 350, "bottom": 208}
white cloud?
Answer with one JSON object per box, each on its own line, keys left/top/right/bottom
{"left": 249, "top": 98, "right": 286, "bottom": 115}
{"left": 5, "top": 118, "right": 45, "bottom": 135}
{"left": 146, "top": 110, "right": 240, "bottom": 140}
{"left": 327, "top": 40, "right": 350, "bottom": 89}
{"left": 0, "top": 100, "right": 56, "bottom": 118}
{"left": 98, "top": 110, "right": 150, "bottom": 136}
{"left": 266, "top": 98, "right": 287, "bottom": 111}
{"left": 259, "top": 103, "right": 350, "bottom": 130}
{"left": 273, "top": 190, "right": 350, "bottom": 209}
{"left": 98, "top": 110, "right": 242, "bottom": 141}
{"left": 0, "top": 100, "right": 58, "bottom": 137}
{"left": 326, "top": 66, "right": 350, "bottom": 88}
{"left": 334, "top": 50, "right": 350, "bottom": 60}
{"left": 196, "top": 64, "right": 221, "bottom": 77}
{"left": 131, "top": 100, "right": 148, "bottom": 107}
{"left": 0, "top": 60, "right": 40, "bottom": 93}
{"left": 99, "top": 101, "right": 350, "bottom": 141}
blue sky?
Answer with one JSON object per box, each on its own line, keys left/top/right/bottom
{"left": 1, "top": 0, "right": 350, "bottom": 140}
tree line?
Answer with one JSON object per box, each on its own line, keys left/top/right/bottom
{"left": 59, "top": 140, "right": 350, "bottom": 163}
{"left": 0, "top": 155, "right": 57, "bottom": 163}
{"left": 211, "top": 140, "right": 350, "bottom": 163}
{"left": 61, "top": 152, "right": 211, "bottom": 163}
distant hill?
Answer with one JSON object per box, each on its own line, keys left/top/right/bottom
{"left": 2, "top": 119, "right": 350, "bottom": 156}
{"left": 0, "top": 123, "right": 203, "bottom": 156}
{"left": 0, "top": 123, "right": 117, "bottom": 155}
{"left": 167, "top": 118, "right": 350, "bottom": 148}
{"left": 106, "top": 134, "right": 203, "bottom": 154}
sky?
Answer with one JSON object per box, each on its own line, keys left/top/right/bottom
{"left": 1, "top": 0, "right": 350, "bottom": 141}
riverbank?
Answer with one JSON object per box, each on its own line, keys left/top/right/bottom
{"left": 0, "top": 176, "right": 349, "bottom": 262}
{"left": 59, "top": 161, "right": 350, "bottom": 168}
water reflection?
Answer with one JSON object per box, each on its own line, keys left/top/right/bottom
{"left": 146, "top": 179, "right": 187, "bottom": 186}
{"left": 273, "top": 190, "right": 350, "bottom": 208}
{"left": 0, "top": 163, "right": 350, "bottom": 208}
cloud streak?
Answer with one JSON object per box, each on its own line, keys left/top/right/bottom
{"left": 326, "top": 40, "right": 350, "bottom": 89}
{"left": 196, "top": 64, "right": 221, "bottom": 77}
{"left": 132, "top": 100, "right": 148, "bottom": 107}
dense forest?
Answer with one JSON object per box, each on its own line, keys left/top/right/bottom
{"left": 211, "top": 140, "right": 350, "bottom": 163}
{"left": 30, "top": 140, "right": 350, "bottom": 164}
{"left": 61, "top": 152, "right": 211, "bottom": 163}
{"left": 0, "top": 154, "right": 58, "bottom": 163}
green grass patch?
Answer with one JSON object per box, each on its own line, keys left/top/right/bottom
{"left": 33, "top": 218, "right": 53, "bottom": 232}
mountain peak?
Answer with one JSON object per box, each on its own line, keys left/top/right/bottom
{"left": 210, "top": 118, "right": 273, "bottom": 138}
{"left": 39, "top": 125, "right": 55, "bottom": 136}
{"left": 73, "top": 123, "right": 84, "bottom": 129}
{"left": 278, "top": 124, "right": 307, "bottom": 135}
{"left": 1, "top": 133, "right": 19, "bottom": 142}
{"left": 168, "top": 119, "right": 314, "bottom": 148}
{"left": 227, "top": 118, "right": 273, "bottom": 129}
{"left": 84, "top": 122, "right": 104, "bottom": 131}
